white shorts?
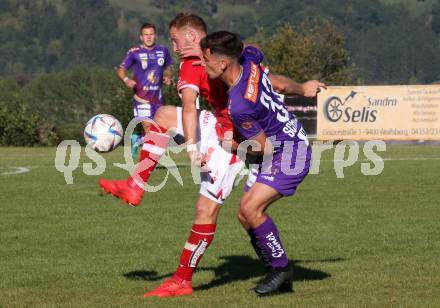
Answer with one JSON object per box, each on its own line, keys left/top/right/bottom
{"left": 175, "top": 107, "right": 244, "bottom": 204}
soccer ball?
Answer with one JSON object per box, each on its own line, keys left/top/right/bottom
{"left": 84, "top": 114, "right": 123, "bottom": 152}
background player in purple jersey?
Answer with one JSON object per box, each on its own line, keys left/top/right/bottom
{"left": 118, "top": 23, "right": 173, "bottom": 132}
{"left": 201, "top": 31, "right": 324, "bottom": 295}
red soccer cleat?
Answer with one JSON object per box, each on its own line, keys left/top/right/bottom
{"left": 143, "top": 276, "right": 193, "bottom": 298}
{"left": 99, "top": 178, "right": 126, "bottom": 195}
{"left": 99, "top": 178, "right": 144, "bottom": 206}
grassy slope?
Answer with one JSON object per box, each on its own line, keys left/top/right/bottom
{"left": 0, "top": 145, "right": 439, "bottom": 307}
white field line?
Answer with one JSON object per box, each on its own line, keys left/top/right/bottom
{"left": 0, "top": 167, "right": 31, "bottom": 175}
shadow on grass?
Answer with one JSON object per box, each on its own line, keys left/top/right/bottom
{"left": 123, "top": 255, "right": 342, "bottom": 290}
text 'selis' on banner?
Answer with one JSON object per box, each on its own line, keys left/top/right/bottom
{"left": 317, "top": 85, "right": 440, "bottom": 140}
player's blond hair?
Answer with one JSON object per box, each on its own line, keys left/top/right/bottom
{"left": 169, "top": 13, "right": 207, "bottom": 33}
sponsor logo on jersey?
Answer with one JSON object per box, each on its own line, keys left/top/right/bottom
{"left": 147, "top": 70, "right": 156, "bottom": 83}
{"left": 244, "top": 63, "right": 260, "bottom": 103}
{"left": 143, "top": 85, "right": 160, "bottom": 91}
{"left": 139, "top": 53, "right": 148, "bottom": 70}
{"left": 241, "top": 121, "right": 253, "bottom": 129}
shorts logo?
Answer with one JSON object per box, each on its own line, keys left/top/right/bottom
{"left": 244, "top": 63, "right": 260, "bottom": 103}
{"left": 202, "top": 111, "right": 211, "bottom": 126}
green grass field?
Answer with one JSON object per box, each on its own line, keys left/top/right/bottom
{"left": 1, "top": 144, "right": 439, "bottom": 307}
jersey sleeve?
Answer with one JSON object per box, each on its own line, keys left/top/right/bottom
{"left": 177, "top": 60, "right": 202, "bottom": 93}
{"left": 119, "top": 49, "right": 135, "bottom": 70}
{"left": 240, "top": 46, "right": 269, "bottom": 74}
{"left": 240, "top": 46, "right": 264, "bottom": 65}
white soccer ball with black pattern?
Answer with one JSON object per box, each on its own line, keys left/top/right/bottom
{"left": 84, "top": 114, "right": 123, "bottom": 152}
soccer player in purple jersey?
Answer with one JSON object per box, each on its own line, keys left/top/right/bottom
{"left": 201, "top": 31, "right": 324, "bottom": 295}
{"left": 118, "top": 23, "right": 173, "bottom": 131}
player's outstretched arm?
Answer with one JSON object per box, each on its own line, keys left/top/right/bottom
{"left": 269, "top": 74, "right": 326, "bottom": 97}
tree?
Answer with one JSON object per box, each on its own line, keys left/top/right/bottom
{"left": 0, "top": 100, "right": 59, "bottom": 146}
{"left": 256, "top": 20, "right": 351, "bottom": 85}
{"left": 431, "top": 1, "right": 440, "bottom": 34}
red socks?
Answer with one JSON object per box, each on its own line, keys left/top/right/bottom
{"left": 127, "top": 125, "right": 170, "bottom": 189}
{"left": 175, "top": 224, "right": 216, "bottom": 281}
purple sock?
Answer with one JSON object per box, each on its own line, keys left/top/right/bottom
{"left": 247, "top": 229, "right": 270, "bottom": 266}
{"left": 252, "top": 216, "right": 289, "bottom": 269}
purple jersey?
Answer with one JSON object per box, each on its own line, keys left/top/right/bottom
{"left": 228, "top": 59, "right": 308, "bottom": 149}
{"left": 120, "top": 44, "right": 172, "bottom": 104}
{"left": 228, "top": 54, "right": 311, "bottom": 196}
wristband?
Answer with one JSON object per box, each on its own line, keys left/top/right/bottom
{"left": 123, "top": 76, "right": 129, "bottom": 83}
{"left": 186, "top": 144, "right": 197, "bottom": 152}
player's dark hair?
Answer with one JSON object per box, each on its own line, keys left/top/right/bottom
{"left": 140, "top": 23, "right": 156, "bottom": 34}
{"left": 200, "top": 31, "right": 243, "bottom": 60}
{"left": 169, "top": 13, "right": 207, "bottom": 33}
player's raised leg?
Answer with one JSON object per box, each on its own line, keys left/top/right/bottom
{"left": 99, "top": 106, "right": 179, "bottom": 205}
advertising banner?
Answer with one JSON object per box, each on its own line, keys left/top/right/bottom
{"left": 317, "top": 85, "right": 440, "bottom": 140}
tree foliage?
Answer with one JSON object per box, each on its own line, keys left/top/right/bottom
{"left": 256, "top": 20, "right": 351, "bottom": 85}
{"left": 1, "top": 0, "right": 439, "bottom": 84}
{"left": 0, "top": 65, "right": 181, "bottom": 144}
{"left": 0, "top": 100, "right": 58, "bottom": 146}
{"left": 258, "top": 0, "right": 440, "bottom": 84}
{"left": 0, "top": 0, "right": 130, "bottom": 75}
{"left": 1, "top": 0, "right": 440, "bottom": 145}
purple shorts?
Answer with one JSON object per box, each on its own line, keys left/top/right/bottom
{"left": 132, "top": 96, "right": 162, "bottom": 120}
{"left": 245, "top": 141, "right": 312, "bottom": 196}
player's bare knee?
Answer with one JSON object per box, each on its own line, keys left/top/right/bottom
{"left": 195, "top": 200, "right": 218, "bottom": 222}
{"left": 239, "top": 203, "right": 255, "bottom": 222}
{"left": 237, "top": 210, "right": 248, "bottom": 225}
{"left": 154, "top": 106, "right": 176, "bottom": 130}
